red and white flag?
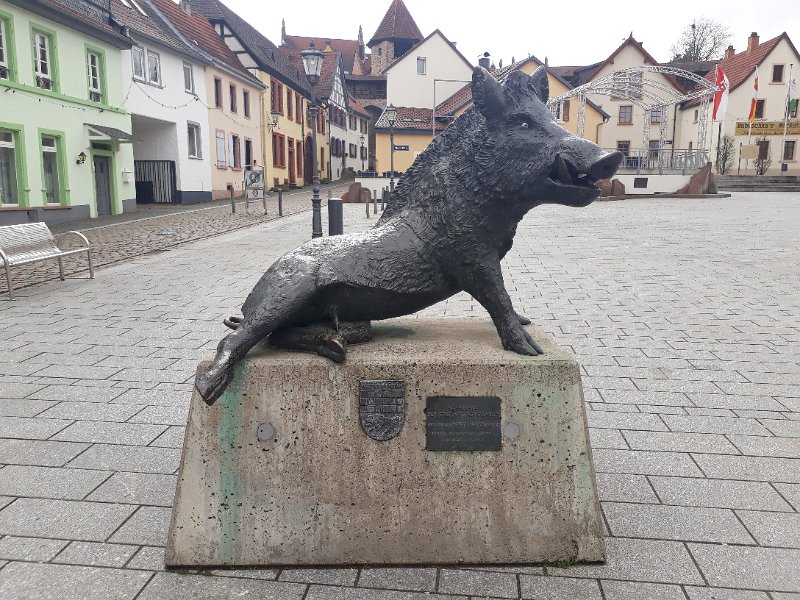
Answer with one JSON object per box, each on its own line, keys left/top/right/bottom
{"left": 748, "top": 65, "right": 760, "bottom": 122}
{"left": 712, "top": 66, "right": 729, "bottom": 122}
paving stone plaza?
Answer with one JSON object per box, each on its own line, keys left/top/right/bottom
{"left": 0, "top": 192, "right": 798, "bottom": 599}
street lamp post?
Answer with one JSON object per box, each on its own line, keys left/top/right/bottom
{"left": 359, "top": 134, "right": 365, "bottom": 171}
{"left": 386, "top": 103, "right": 397, "bottom": 194}
{"left": 301, "top": 42, "right": 324, "bottom": 238}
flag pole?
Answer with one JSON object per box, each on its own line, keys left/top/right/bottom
{"left": 780, "top": 63, "right": 794, "bottom": 176}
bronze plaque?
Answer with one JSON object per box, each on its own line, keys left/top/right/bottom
{"left": 425, "top": 396, "right": 502, "bottom": 451}
{"left": 359, "top": 380, "right": 406, "bottom": 441}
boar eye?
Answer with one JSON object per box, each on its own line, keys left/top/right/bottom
{"left": 509, "top": 114, "right": 534, "bottom": 129}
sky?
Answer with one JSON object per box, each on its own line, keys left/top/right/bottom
{"left": 215, "top": 0, "right": 795, "bottom": 67}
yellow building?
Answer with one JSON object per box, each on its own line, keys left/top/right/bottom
{"left": 374, "top": 58, "right": 609, "bottom": 174}
{"left": 194, "top": 0, "right": 328, "bottom": 189}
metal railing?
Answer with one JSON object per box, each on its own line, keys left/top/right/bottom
{"left": 605, "top": 148, "right": 710, "bottom": 175}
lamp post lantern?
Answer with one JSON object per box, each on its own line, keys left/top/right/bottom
{"left": 386, "top": 103, "right": 397, "bottom": 193}
{"left": 301, "top": 42, "right": 324, "bottom": 238}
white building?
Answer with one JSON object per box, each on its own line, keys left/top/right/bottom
{"left": 385, "top": 30, "right": 474, "bottom": 110}
{"left": 677, "top": 32, "right": 800, "bottom": 176}
{"left": 113, "top": 0, "right": 212, "bottom": 204}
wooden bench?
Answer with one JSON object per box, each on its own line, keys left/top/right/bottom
{"left": 0, "top": 223, "right": 94, "bottom": 300}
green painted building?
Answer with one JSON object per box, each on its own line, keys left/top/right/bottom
{"left": 0, "top": 0, "right": 135, "bottom": 225}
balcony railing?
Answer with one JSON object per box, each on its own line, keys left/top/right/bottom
{"left": 606, "top": 148, "right": 710, "bottom": 175}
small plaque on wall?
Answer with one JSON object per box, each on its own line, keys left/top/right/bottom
{"left": 425, "top": 396, "right": 501, "bottom": 451}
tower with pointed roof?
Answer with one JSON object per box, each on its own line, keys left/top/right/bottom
{"left": 368, "top": 0, "right": 423, "bottom": 75}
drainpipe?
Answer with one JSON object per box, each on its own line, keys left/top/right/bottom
{"left": 596, "top": 115, "right": 609, "bottom": 145}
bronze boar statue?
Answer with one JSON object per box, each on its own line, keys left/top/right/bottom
{"left": 195, "top": 66, "right": 623, "bottom": 406}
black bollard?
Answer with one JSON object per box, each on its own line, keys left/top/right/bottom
{"left": 373, "top": 192, "right": 377, "bottom": 214}
{"left": 328, "top": 197, "right": 343, "bottom": 236}
{"left": 230, "top": 188, "right": 235, "bottom": 214}
{"left": 365, "top": 195, "right": 370, "bottom": 218}
{"left": 278, "top": 189, "right": 283, "bottom": 216}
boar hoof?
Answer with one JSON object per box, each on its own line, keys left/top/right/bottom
{"left": 501, "top": 324, "right": 543, "bottom": 356}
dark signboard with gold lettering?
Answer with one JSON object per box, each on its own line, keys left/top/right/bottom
{"left": 425, "top": 396, "right": 502, "bottom": 451}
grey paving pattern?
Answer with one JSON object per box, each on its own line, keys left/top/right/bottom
{"left": 0, "top": 192, "right": 798, "bottom": 598}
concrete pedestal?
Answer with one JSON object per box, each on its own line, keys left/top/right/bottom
{"left": 166, "top": 319, "right": 604, "bottom": 567}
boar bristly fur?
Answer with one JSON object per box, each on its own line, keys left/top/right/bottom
{"left": 195, "top": 67, "right": 622, "bottom": 406}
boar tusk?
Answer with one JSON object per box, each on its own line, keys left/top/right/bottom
{"left": 556, "top": 154, "right": 571, "bottom": 185}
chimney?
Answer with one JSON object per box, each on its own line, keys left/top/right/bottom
{"left": 748, "top": 32, "right": 759, "bottom": 52}
{"left": 179, "top": 0, "right": 191, "bottom": 16}
{"left": 545, "top": 56, "right": 549, "bottom": 66}
{"left": 478, "top": 52, "right": 491, "bottom": 69}
{"left": 724, "top": 45, "right": 735, "bottom": 60}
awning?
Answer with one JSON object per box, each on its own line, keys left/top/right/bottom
{"left": 85, "top": 123, "right": 133, "bottom": 143}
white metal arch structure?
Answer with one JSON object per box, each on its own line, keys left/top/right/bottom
{"left": 547, "top": 66, "right": 719, "bottom": 171}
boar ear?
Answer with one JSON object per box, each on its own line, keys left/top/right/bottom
{"left": 529, "top": 67, "right": 549, "bottom": 103}
{"left": 472, "top": 66, "right": 506, "bottom": 120}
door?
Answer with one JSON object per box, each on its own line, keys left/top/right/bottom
{"left": 93, "top": 155, "right": 112, "bottom": 216}
{"left": 287, "top": 140, "right": 296, "bottom": 185}
{"left": 304, "top": 136, "right": 312, "bottom": 185}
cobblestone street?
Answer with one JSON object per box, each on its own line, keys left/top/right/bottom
{"left": 0, "top": 192, "right": 799, "bottom": 599}
{"left": 0, "top": 182, "right": 350, "bottom": 297}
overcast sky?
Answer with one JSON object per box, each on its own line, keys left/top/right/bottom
{"left": 213, "top": 0, "right": 795, "bottom": 68}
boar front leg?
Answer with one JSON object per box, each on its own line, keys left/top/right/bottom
{"left": 454, "top": 254, "right": 543, "bottom": 356}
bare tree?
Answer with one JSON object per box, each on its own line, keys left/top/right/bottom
{"left": 670, "top": 18, "right": 732, "bottom": 62}
{"left": 715, "top": 134, "right": 735, "bottom": 174}
{"left": 753, "top": 136, "right": 772, "bottom": 176}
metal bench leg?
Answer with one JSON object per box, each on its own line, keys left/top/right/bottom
{"left": 58, "top": 256, "right": 65, "bottom": 281}
{"left": 3, "top": 262, "right": 13, "bottom": 301}
{"left": 87, "top": 249, "right": 94, "bottom": 279}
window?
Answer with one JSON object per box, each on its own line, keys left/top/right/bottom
{"left": 693, "top": 109, "right": 699, "bottom": 123}
{"left": 616, "top": 140, "right": 630, "bottom": 157}
{"left": 784, "top": 140, "right": 796, "bottom": 161}
{"left": 755, "top": 99, "right": 765, "bottom": 119}
{"left": 187, "top": 123, "right": 202, "bottom": 158}
{"left": 0, "top": 18, "right": 12, "bottom": 80}
{"left": 648, "top": 139, "right": 659, "bottom": 160}
{"left": 215, "top": 130, "right": 226, "bottom": 167}
{"left": 287, "top": 88, "right": 293, "bottom": 120}
{"left": 243, "top": 90, "right": 250, "bottom": 118}
{"left": 228, "top": 84, "right": 236, "bottom": 113}
{"left": 416, "top": 57, "right": 426, "bottom": 75}
{"left": 349, "top": 143, "right": 356, "bottom": 158}
{"left": 650, "top": 107, "right": 662, "bottom": 125}
{"left": 244, "top": 138, "right": 253, "bottom": 167}
{"left": 41, "top": 135, "right": 61, "bottom": 204}
{"left": 230, "top": 134, "right": 241, "bottom": 168}
{"left": 183, "top": 62, "right": 194, "bottom": 93}
{"left": 0, "top": 129, "right": 19, "bottom": 205}
{"left": 147, "top": 50, "right": 161, "bottom": 85}
{"left": 296, "top": 93, "right": 302, "bottom": 123}
{"left": 33, "top": 31, "right": 54, "bottom": 90}
{"left": 131, "top": 46, "right": 145, "bottom": 80}
{"left": 272, "top": 133, "right": 285, "bottom": 167}
{"left": 270, "top": 79, "right": 284, "bottom": 115}
{"left": 553, "top": 101, "right": 570, "bottom": 122}
{"left": 757, "top": 139, "right": 769, "bottom": 160}
{"left": 630, "top": 71, "right": 643, "bottom": 98}
{"left": 87, "top": 51, "right": 103, "bottom": 102}
{"left": 360, "top": 118, "right": 367, "bottom": 134}
{"left": 619, "top": 105, "right": 633, "bottom": 125}
{"left": 562, "top": 100, "right": 570, "bottom": 123}
{"left": 791, "top": 98, "right": 798, "bottom": 118}
{"left": 772, "top": 64, "right": 784, "bottom": 83}
{"left": 214, "top": 77, "right": 222, "bottom": 108}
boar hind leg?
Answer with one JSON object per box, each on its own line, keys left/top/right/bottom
{"left": 456, "top": 255, "right": 543, "bottom": 356}
{"left": 269, "top": 321, "right": 373, "bottom": 362}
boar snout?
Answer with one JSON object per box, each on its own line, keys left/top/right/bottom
{"left": 589, "top": 152, "right": 624, "bottom": 181}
